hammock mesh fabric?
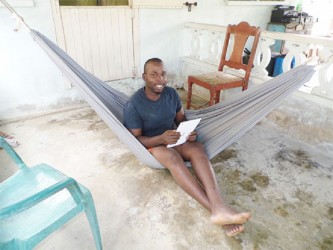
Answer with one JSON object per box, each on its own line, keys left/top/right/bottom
{"left": 31, "top": 30, "right": 315, "bottom": 169}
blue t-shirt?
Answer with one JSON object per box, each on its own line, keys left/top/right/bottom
{"left": 123, "top": 86, "right": 182, "bottom": 137}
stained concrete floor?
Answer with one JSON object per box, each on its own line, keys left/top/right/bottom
{"left": 1, "top": 87, "right": 333, "bottom": 250}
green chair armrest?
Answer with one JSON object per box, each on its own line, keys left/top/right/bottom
{"left": 0, "top": 137, "right": 27, "bottom": 170}
{"left": 0, "top": 177, "right": 77, "bottom": 219}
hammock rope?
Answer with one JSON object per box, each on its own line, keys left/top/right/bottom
{"left": 31, "top": 30, "right": 315, "bottom": 169}
{"left": 0, "top": 0, "right": 31, "bottom": 31}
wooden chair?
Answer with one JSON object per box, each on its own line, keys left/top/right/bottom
{"left": 0, "top": 138, "right": 103, "bottom": 250}
{"left": 186, "top": 21, "right": 261, "bottom": 109}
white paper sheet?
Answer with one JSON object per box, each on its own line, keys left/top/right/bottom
{"left": 167, "top": 118, "right": 201, "bottom": 148}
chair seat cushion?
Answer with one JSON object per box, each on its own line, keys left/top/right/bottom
{"left": 190, "top": 72, "right": 244, "bottom": 86}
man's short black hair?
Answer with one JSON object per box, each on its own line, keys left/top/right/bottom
{"left": 144, "top": 58, "right": 164, "bottom": 73}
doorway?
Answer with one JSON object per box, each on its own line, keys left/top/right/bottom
{"left": 51, "top": 1, "right": 139, "bottom": 84}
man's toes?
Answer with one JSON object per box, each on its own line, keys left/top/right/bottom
{"left": 225, "top": 224, "right": 244, "bottom": 237}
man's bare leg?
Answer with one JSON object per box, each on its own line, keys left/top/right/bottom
{"left": 150, "top": 146, "right": 211, "bottom": 210}
{"left": 150, "top": 145, "right": 249, "bottom": 236}
{"left": 176, "top": 142, "right": 251, "bottom": 226}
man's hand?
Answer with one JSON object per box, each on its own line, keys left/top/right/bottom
{"left": 161, "top": 130, "right": 180, "bottom": 145}
{"left": 187, "top": 131, "right": 198, "bottom": 142}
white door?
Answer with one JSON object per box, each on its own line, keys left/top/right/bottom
{"left": 51, "top": 4, "right": 139, "bottom": 84}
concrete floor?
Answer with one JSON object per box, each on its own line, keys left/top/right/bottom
{"left": 1, "top": 88, "right": 333, "bottom": 250}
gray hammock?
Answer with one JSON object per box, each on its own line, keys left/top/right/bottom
{"left": 31, "top": 30, "right": 315, "bottom": 169}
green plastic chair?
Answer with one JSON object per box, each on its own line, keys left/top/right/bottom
{"left": 0, "top": 138, "right": 103, "bottom": 249}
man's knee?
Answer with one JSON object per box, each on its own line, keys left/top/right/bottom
{"left": 178, "top": 141, "right": 207, "bottom": 160}
{"left": 189, "top": 141, "right": 205, "bottom": 153}
{"left": 151, "top": 146, "right": 182, "bottom": 162}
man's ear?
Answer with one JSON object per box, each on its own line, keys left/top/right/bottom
{"left": 142, "top": 73, "right": 146, "bottom": 80}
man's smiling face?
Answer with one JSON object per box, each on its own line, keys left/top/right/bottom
{"left": 143, "top": 61, "right": 168, "bottom": 96}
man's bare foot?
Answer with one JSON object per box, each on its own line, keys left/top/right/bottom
{"left": 223, "top": 224, "right": 244, "bottom": 237}
{"left": 210, "top": 207, "right": 251, "bottom": 226}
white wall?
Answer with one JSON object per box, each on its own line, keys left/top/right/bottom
{"left": 0, "top": 0, "right": 82, "bottom": 120}
{"left": 0, "top": 0, "right": 273, "bottom": 120}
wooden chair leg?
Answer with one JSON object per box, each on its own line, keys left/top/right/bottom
{"left": 186, "top": 82, "right": 193, "bottom": 109}
{"left": 242, "top": 81, "right": 248, "bottom": 91}
{"left": 215, "top": 90, "right": 221, "bottom": 104}
{"left": 209, "top": 89, "right": 216, "bottom": 106}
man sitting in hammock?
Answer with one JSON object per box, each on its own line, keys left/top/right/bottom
{"left": 123, "top": 58, "right": 250, "bottom": 237}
